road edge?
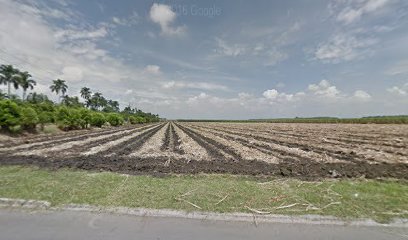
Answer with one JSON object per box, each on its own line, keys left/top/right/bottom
{"left": 0, "top": 197, "right": 407, "bottom": 227}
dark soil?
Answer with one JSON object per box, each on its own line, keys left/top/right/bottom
{"left": 0, "top": 153, "right": 407, "bottom": 180}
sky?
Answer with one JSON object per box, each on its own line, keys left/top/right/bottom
{"left": 0, "top": 0, "right": 407, "bottom": 119}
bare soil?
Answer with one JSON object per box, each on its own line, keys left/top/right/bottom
{"left": 0, "top": 122, "right": 407, "bottom": 179}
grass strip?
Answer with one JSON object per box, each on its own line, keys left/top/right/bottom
{"left": 0, "top": 165, "right": 407, "bottom": 223}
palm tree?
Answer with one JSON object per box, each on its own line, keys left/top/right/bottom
{"left": 50, "top": 79, "right": 68, "bottom": 102}
{"left": 80, "top": 87, "right": 92, "bottom": 107}
{"left": 0, "top": 65, "right": 21, "bottom": 96}
{"left": 18, "top": 71, "right": 36, "bottom": 100}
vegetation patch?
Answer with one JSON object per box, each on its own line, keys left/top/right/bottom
{"left": 0, "top": 166, "right": 407, "bottom": 223}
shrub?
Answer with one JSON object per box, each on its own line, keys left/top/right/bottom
{"left": 38, "top": 111, "right": 54, "bottom": 130}
{"left": 129, "top": 116, "right": 146, "bottom": 124}
{"left": 55, "top": 107, "right": 84, "bottom": 131}
{"left": 79, "top": 108, "right": 92, "bottom": 129}
{"left": 0, "top": 100, "right": 21, "bottom": 132}
{"left": 20, "top": 107, "right": 39, "bottom": 132}
{"left": 90, "top": 112, "right": 106, "bottom": 127}
{"left": 106, "top": 113, "right": 124, "bottom": 127}
{"left": 128, "top": 116, "right": 137, "bottom": 124}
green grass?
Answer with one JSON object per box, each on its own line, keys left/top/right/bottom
{"left": 0, "top": 165, "right": 407, "bottom": 223}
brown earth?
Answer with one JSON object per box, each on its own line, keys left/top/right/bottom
{"left": 0, "top": 122, "right": 407, "bottom": 179}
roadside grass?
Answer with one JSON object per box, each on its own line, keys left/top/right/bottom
{"left": 0, "top": 165, "right": 407, "bottom": 223}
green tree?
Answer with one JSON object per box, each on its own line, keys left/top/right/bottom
{"left": 61, "top": 95, "right": 83, "bottom": 108}
{"left": 103, "top": 100, "right": 120, "bottom": 112}
{"left": 89, "top": 92, "right": 106, "bottom": 111}
{"left": 0, "top": 65, "right": 20, "bottom": 96}
{"left": 17, "top": 71, "right": 36, "bottom": 100}
{"left": 26, "top": 92, "right": 52, "bottom": 104}
{"left": 80, "top": 87, "right": 92, "bottom": 107}
{"left": 50, "top": 79, "right": 68, "bottom": 102}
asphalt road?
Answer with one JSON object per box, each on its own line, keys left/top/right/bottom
{"left": 0, "top": 209, "right": 407, "bottom": 240}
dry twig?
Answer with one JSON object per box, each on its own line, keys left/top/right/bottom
{"left": 175, "top": 198, "right": 202, "bottom": 209}
{"left": 245, "top": 206, "right": 271, "bottom": 214}
{"left": 215, "top": 194, "right": 229, "bottom": 205}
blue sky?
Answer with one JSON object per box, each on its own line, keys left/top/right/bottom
{"left": 0, "top": 0, "right": 407, "bottom": 119}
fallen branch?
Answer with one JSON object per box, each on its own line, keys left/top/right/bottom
{"left": 175, "top": 198, "right": 202, "bottom": 209}
{"left": 275, "top": 203, "right": 298, "bottom": 210}
{"left": 245, "top": 206, "right": 271, "bottom": 214}
{"left": 180, "top": 188, "right": 198, "bottom": 197}
{"left": 215, "top": 194, "right": 229, "bottom": 205}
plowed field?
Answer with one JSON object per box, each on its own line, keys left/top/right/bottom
{"left": 1, "top": 122, "right": 407, "bottom": 179}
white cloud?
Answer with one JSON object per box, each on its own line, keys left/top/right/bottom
{"left": 214, "top": 38, "right": 287, "bottom": 65}
{"left": 263, "top": 89, "right": 279, "bottom": 99}
{"left": 336, "top": 0, "right": 390, "bottom": 24}
{"left": 163, "top": 81, "right": 229, "bottom": 91}
{"left": 0, "top": 0, "right": 171, "bottom": 104}
{"left": 214, "top": 38, "right": 246, "bottom": 57}
{"left": 314, "top": 34, "right": 377, "bottom": 63}
{"left": 149, "top": 3, "right": 186, "bottom": 36}
{"left": 353, "top": 90, "right": 372, "bottom": 101}
{"left": 112, "top": 11, "right": 139, "bottom": 26}
{"left": 387, "top": 83, "right": 408, "bottom": 96}
{"left": 59, "top": 66, "right": 84, "bottom": 82}
{"left": 308, "top": 80, "right": 342, "bottom": 98}
{"left": 54, "top": 26, "right": 109, "bottom": 42}
{"left": 144, "top": 65, "right": 161, "bottom": 75}
{"left": 262, "top": 89, "right": 301, "bottom": 103}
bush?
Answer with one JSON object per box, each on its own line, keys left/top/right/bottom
{"left": 106, "top": 113, "right": 124, "bottom": 126}
{"left": 90, "top": 112, "right": 106, "bottom": 127}
{"left": 20, "top": 107, "right": 39, "bottom": 132}
{"left": 79, "top": 108, "right": 92, "bottom": 129}
{"left": 55, "top": 107, "right": 84, "bottom": 131}
{"left": 38, "top": 111, "right": 54, "bottom": 130}
{"left": 129, "top": 116, "right": 146, "bottom": 124}
{"left": 0, "top": 100, "right": 21, "bottom": 132}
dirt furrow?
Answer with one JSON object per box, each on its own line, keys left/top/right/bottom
{"left": 0, "top": 125, "right": 136, "bottom": 153}
{"left": 104, "top": 123, "right": 166, "bottom": 156}
{"left": 13, "top": 125, "right": 157, "bottom": 157}
{"left": 172, "top": 123, "right": 208, "bottom": 160}
{"left": 0, "top": 125, "right": 136, "bottom": 148}
{"left": 130, "top": 123, "right": 174, "bottom": 158}
{"left": 186, "top": 124, "right": 280, "bottom": 163}
{"left": 175, "top": 123, "right": 235, "bottom": 160}
{"left": 82, "top": 124, "right": 163, "bottom": 156}
{"left": 65, "top": 124, "right": 160, "bottom": 155}
{"left": 186, "top": 124, "right": 366, "bottom": 164}
{"left": 187, "top": 124, "right": 333, "bottom": 163}
{"left": 197, "top": 123, "right": 407, "bottom": 150}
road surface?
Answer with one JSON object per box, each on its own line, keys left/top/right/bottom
{"left": 0, "top": 209, "right": 407, "bottom": 240}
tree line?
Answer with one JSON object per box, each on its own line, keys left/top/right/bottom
{"left": 0, "top": 64, "right": 160, "bottom": 133}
